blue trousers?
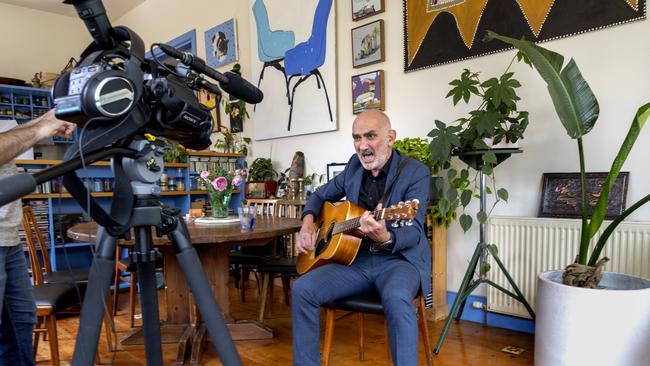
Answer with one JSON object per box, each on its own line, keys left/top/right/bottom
{"left": 0, "top": 245, "right": 36, "bottom": 366}
{"left": 292, "top": 252, "right": 420, "bottom": 366}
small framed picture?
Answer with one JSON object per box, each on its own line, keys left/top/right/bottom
{"left": 352, "top": 0, "right": 385, "bottom": 21}
{"left": 538, "top": 172, "right": 629, "bottom": 219}
{"left": 352, "top": 19, "right": 384, "bottom": 68}
{"left": 352, "top": 70, "right": 384, "bottom": 114}
{"left": 204, "top": 18, "right": 238, "bottom": 68}
{"left": 327, "top": 163, "right": 347, "bottom": 182}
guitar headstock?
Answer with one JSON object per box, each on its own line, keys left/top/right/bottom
{"left": 381, "top": 199, "right": 419, "bottom": 223}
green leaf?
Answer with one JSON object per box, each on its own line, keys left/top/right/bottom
{"left": 487, "top": 244, "right": 499, "bottom": 257}
{"left": 485, "top": 186, "right": 492, "bottom": 195}
{"left": 460, "top": 169, "right": 469, "bottom": 181}
{"left": 428, "top": 121, "right": 462, "bottom": 163}
{"left": 445, "top": 188, "right": 458, "bottom": 203}
{"left": 480, "top": 262, "right": 491, "bottom": 276}
{"left": 497, "top": 188, "right": 509, "bottom": 202}
{"left": 438, "top": 198, "right": 449, "bottom": 215}
{"left": 472, "top": 138, "right": 489, "bottom": 150}
{"left": 470, "top": 110, "right": 502, "bottom": 136}
{"left": 483, "top": 151, "right": 497, "bottom": 165}
{"left": 447, "top": 169, "right": 457, "bottom": 181}
{"left": 485, "top": 31, "right": 599, "bottom": 139}
{"left": 459, "top": 214, "right": 473, "bottom": 232}
{"left": 587, "top": 103, "right": 650, "bottom": 238}
{"left": 446, "top": 69, "right": 480, "bottom": 105}
{"left": 482, "top": 72, "right": 520, "bottom": 109}
{"left": 477, "top": 210, "right": 488, "bottom": 224}
{"left": 460, "top": 190, "right": 472, "bottom": 207}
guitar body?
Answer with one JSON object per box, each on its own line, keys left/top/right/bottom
{"left": 296, "top": 201, "right": 366, "bottom": 274}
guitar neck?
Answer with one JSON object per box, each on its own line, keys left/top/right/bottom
{"left": 333, "top": 209, "right": 383, "bottom": 235}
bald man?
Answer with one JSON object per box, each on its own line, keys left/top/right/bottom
{"left": 292, "top": 110, "right": 431, "bottom": 366}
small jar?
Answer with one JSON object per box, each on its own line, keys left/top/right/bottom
{"left": 168, "top": 176, "right": 176, "bottom": 191}
{"left": 103, "top": 178, "right": 113, "bottom": 192}
{"left": 176, "top": 180, "right": 185, "bottom": 191}
{"left": 92, "top": 178, "right": 104, "bottom": 192}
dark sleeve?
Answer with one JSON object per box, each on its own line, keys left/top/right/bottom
{"left": 390, "top": 162, "right": 429, "bottom": 252}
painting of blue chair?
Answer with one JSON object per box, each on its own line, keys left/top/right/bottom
{"left": 252, "top": 0, "right": 295, "bottom": 111}
{"left": 284, "top": 0, "right": 334, "bottom": 131}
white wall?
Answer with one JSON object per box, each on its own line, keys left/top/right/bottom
{"left": 0, "top": 3, "right": 89, "bottom": 81}
{"left": 6, "top": 1, "right": 648, "bottom": 294}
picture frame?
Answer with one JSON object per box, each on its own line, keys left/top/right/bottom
{"left": 327, "top": 163, "right": 347, "bottom": 182}
{"left": 352, "top": 70, "right": 384, "bottom": 114}
{"left": 352, "top": 19, "right": 384, "bottom": 68}
{"left": 538, "top": 172, "right": 630, "bottom": 219}
{"left": 352, "top": 0, "right": 385, "bottom": 22}
{"left": 204, "top": 18, "right": 238, "bottom": 68}
{"left": 198, "top": 89, "right": 222, "bottom": 131}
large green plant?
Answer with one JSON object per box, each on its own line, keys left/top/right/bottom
{"left": 248, "top": 157, "right": 277, "bottom": 181}
{"left": 487, "top": 31, "right": 650, "bottom": 284}
{"left": 428, "top": 63, "right": 529, "bottom": 232}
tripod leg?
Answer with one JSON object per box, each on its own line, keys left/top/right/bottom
{"left": 434, "top": 242, "right": 482, "bottom": 354}
{"left": 167, "top": 218, "right": 243, "bottom": 366}
{"left": 133, "top": 226, "right": 164, "bottom": 366}
{"left": 72, "top": 227, "right": 118, "bottom": 366}
{"left": 491, "top": 250, "right": 536, "bottom": 319}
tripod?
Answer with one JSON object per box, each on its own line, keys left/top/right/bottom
{"left": 68, "top": 139, "right": 242, "bottom": 365}
{"left": 434, "top": 149, "right": 535, "bottom": 354}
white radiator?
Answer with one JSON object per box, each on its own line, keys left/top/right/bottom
{"left": 486, "top": 216, "right": 650, "bottom": 319}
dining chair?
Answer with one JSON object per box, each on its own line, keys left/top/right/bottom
{"left": 284, "top": 0, "right": 334, "bottom": 130}
{"left": 229, "top": 199, "right": 278, "bottom": 302}
{"left": 321, "top": 290, "right": 434, "bottom": 366}
{"left": 251, "top": 0, "right": 295, "bottom": 109}
{"left": 112, "top": 244, "right": 138, "bottom": 328}
{"left": 22, "top": 206, "right": 111, "bottom": 364}
{"left": 256, "top": 199, "right": 305, "bottom": 322}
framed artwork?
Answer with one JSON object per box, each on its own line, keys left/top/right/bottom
{"left": 404, "top": 0, "right": 647, "bottom": 72}
{"left": 327, "top": 163, "right": 347, "bottom": 182}
{"left": 205, "top": 18, "right": 238, "bottom": 68}
{"left": 538, "top": 172, "right": 630, "bottom": 219}
{"left": 198, "top": 89, "right": 221, "bottom": 131}
{"left": 352, "top": 70, "right": 384, "bottom": 114}
{"left": 249, "top": 0, "right": 338, "bottom": 140}
{"left": 352, "top": 0, "right": 385, "bottom": 21}
{"left": 352, "top": 19, "right": 384, "bottom": 68}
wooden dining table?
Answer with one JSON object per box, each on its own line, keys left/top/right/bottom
{"left": 68, "top": 215, "right": 302, "bottom": 363}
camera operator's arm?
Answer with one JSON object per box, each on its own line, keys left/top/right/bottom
{"left": 0, "top": 110, "right": 76, "bottom": 165}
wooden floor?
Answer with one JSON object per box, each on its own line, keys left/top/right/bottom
{"left": 41, "top": 279, "right": 534, "bottom": 365}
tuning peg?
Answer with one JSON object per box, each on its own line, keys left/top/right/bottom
{"left": 405, "top": 219, "right": 414, "bottom": 226}
{"left": 405, "top": 200, "right": 411, "bottom": 206}
{"left": 399, "top": 221, "right": 405, "bottom": 228}
{"left": 391, "top": 221, "right": 400, "bottom": 228}
{"left": 398, "top": 201, "right": 404, "bottom": 206}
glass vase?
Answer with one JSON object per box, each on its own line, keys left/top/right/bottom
{"left": 209, "top": 191, "right": 232, "bottom": 218}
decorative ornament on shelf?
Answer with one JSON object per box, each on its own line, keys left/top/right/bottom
{"left": 198, "top": 166, "right": 246, "bottom": 218}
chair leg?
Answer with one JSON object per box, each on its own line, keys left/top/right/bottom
{"left": 281, "top": 274, "right": 291, "bottom": 305}
{"left": 315, "top": 69, "right": 333, "bottom": 121}
{"left": 268, "top": 277, "right": 275, "bottom": 316}
{"left": 322, "top": 309, "right": 336, "bottom": 366}
{"left": 240, "top": 268, "right": 246, "bottom": 303}
{"left": 112, "top": 267, "right": 120, "bottom": 316}
{"left": 418, "top": 297, "right": 434, "bottom": 366}
{"left": 103, "top": 309, "right": 114, "bottom": 353}
{"left": 129, "top": 271, "right": 137, "bottom": 328}
{"left": 258, "top": 273, "right": 270, "bottom": 322}
{"left": 46, "top": 314, "right": 60, "bottom": 366}
{"left": 33, "top": 316, "right": 42, "bottom": 359}
{"left": 384, "top": 318, "right": 391, "bottom": 364}
{"left": 357, "top": 313, "right": 365, "bottom": 361}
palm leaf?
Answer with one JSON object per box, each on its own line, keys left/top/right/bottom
{"left": 485, "top": 32, "right": 599, "bottom": 139}
{"left": 587, "top": 103, "right": 650, "bottom": 238}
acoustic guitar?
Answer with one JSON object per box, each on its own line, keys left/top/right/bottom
{"left": 296, "top": 199, "right": 419, "bottom": 274}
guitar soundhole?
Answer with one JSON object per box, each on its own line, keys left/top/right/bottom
{"left": 314, "top": 222, "right": 335, "bottom": 256}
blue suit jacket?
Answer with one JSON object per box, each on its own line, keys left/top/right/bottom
{"left": 304, "top": 150, "right": 432, "bottom": 296}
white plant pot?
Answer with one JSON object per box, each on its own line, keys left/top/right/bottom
{"left": 535, "top": 271, "right": 650, "bottom": 366}
{"left": 483, "top": 137, "right": 519, "bottom": 149}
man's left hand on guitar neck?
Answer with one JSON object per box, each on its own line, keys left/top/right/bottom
{"left": 359, "top": 203, "right": 392, "bottom": 244}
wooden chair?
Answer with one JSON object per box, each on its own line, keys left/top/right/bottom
{"left": 112, "top": 244, "right": 138, "bottom": 328}
{"left": 22, "top": 206, "right": 112, "bottom": 363}
{"left": 321, "top": 290, "right": 433, "bottom": 366}
{"left": 256, "top": 199, "right": 305, "bottom": 321}
{"left": 229, "top": 199, "right": 278, "bottom": 302}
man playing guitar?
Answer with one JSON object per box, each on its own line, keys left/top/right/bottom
{"left": 292, "top": 110, "right": 431, "bottom": 366}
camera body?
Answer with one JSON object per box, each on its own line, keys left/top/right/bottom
{"left": 52, "top": 1, "right": 214, "bottom": 151}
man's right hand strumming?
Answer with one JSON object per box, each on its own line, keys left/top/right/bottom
{"left": 296, "top": 214, "right": 317, "bottom": 254}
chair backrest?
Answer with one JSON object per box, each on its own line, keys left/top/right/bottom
{"left": 252, "top": 0, "right": 272, "bottom": 57}
{"left": 243, "top": 198, "right": 278, "bottom": 217}
{"left": 276, "top": 199, "right": 306, "bottom": 219}
{"left": 21, "top": 205, "right": 52, "bottom": 285}
{"left": 309, "top": 0, "right": 333, "bottom": 64}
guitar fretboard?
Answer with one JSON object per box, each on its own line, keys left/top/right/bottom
{"left": 332, "top": 209, "right": 383, "bottom": 235}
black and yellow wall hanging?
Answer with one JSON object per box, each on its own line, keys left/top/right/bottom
{"left": 403, "top": 0, "right": 646, "bottom": 72}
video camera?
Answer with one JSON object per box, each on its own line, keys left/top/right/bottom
{"left": 53, "top": 0, "right": 262, "bottom": 152}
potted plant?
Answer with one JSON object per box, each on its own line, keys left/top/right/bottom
{"left": 245, "top": 157, "right": 278, "bottom": 198}
{"left": 161, "top": 138, "right": 188, "bottom": 163}
{"left": 427, "top": 63, "right": 529, "bottom": 232}
{"left": 486, "top": 31, "right": 650, "bottom": 366}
